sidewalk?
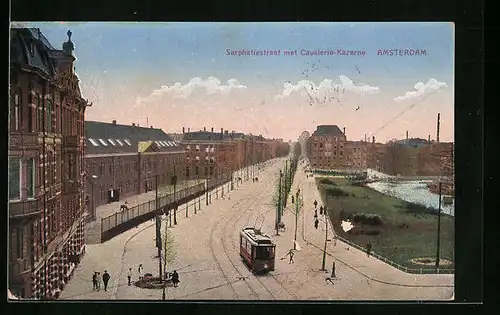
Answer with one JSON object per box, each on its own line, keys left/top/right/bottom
{"left": 60, "top": 163, "right": 268, "bottom": 300}
{"left": 86, "top": 179, "right": 208, "bottom": 244}
{"left": 284, "top": 162, "right": 454, "bottom": 297}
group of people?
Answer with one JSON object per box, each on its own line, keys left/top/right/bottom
{"left": 92, "top": 271, "right": 111, "bottom": 291}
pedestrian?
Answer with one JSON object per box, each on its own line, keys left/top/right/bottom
{"left": 314, "top": 219, "right": 319, "bottom": 229}
{"left": 138, "top": 264, "right": 144, "bottom": 280}
{"left": 92, "top": 272, "right": 97, "bottom": 291}
{"left": 127, "top": 268, "right": 132, "bottom": 286}
{"left": 366, "top": 242, "right": 372, "bottom": 257}
{"left": 314, "top": 209, "right": 318, "bottom": 217}
{"left": 95, "top": 272, "right": 101, "bottom": 291}
{"left": 171, "top": 270, "right": 180, "bottom": 288}
{"left": 102, "top": 270, "right": 110, "bottom": 291}
{"left": 331, "top": 260, "right": 336, "bottom": 278}
{"left": 282, "top": 249, "right": 295, "bottom": 264}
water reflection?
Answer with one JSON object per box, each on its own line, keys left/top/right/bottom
{"left": 367, "top": 181, "right": 455, "bottom": 216}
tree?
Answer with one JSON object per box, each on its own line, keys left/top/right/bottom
{"left": 163, "top": 227, "right": 177, "bottom": 268}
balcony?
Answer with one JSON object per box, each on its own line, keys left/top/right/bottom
{"left": 9, "top": 259, "right": 31, "bottom": 277}
{"left": 63, "top": 135, "right": 79, "bottom": 147}
{"left": 9, "top": 199, "right": 42, "bottom": 218}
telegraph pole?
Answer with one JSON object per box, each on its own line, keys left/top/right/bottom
{"left": 276, "top": 170, "right": 283, "bottom": 235}
{"left": 294, "top": 190, "right": 300, "bottom": 250}
{"left": 154, "top": 175, "right": 162, "bottom": 279}
{"left": 321, "top": 206, "right": 328, "bottom": 271}
{"left": 435, "top": 181, "right": 442, "bottom": 270}
{"left": 284, "top": 160, "right": 288, "bottom": 208}
{"left": 436, "top": 113, "right": 441, "bottom": 143}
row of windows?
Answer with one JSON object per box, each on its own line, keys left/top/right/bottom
{"left": 186, "top": 165, "right": 214, "bottom": 177}
{"left": 10, "top": 88, "right": 83, "bottom": 136}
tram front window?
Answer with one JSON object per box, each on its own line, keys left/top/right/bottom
{"left": 255, "top": 246, "right": 275, "bottom": 259}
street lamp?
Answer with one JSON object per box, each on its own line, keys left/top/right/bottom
{"left": 148, "top": 171, "right": 162, "bottom": 279}
{"left": 294, "top": 190, "right": 300, "bottom": 250}
{"left": 321, "top": 205, "right": 328, "bottom": 271}
{"left": 90, "top": 175, "right": 98, "bottom": 221}
{"left": 436, "top": 181, "right": 443, "bottom": 270}
{"left": 276, "top": 170, "right": 283, "bottom": 236}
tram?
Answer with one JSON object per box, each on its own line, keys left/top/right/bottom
{"left": 239, "top": 227, "right": 276, "bottom": 274}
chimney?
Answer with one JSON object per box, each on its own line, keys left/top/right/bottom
{"left": 437, "top": 113, "right": 440, "bottom": 143}
{"left": 225, "top": 130, "right": 229, "bottom": 135}
{"left": 188, "top": 127, "right": 190, "bottom": 133}
{"left": 372, "top": 136, "right": 375, "bottom": 144}
{"left": 211, "top": 127, "right": 214, "bottom": 133}
{"left": 204, "top": 127, "right": 206, "bottom": 131}
{"left": 182, "top": 127, "right": 185, "bottom": 134}
{"left": 112, "top": 120, "right": 116, "bottom": 125}
{"left": 132, "top": 123, "right": 135, "bottom": 127}
{"left": 221, "top": 128, "right": 223, "bottom": 134}
{"left": 406, "top": 130, "right": 408, "bottom": 142}
{"left": 151, "top": 126, "right": 153, "bottom": 128}
{"left": 428, "top": 135, "right": 430, "bottom": 142}
{"left": 343, "top": 127, "right": 346, "bottom": 134}
{"left": 364, "top": 134, "right": 367, "bottom": 142}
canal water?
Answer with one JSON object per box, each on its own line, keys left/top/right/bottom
{"left": 366, "top": 180, "right": 455, "bottom": 216}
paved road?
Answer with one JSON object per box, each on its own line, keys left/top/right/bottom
{"left": 60, "top": 157, "right": 453, "bottom": 300}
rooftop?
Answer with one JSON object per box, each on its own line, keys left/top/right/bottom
{"left": 312, "top": 125, "right": 345, "bottom": 137}
{"left": 85, "top": 121, "right": 181, "bottom": 155}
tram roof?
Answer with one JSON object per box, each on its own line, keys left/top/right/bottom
{"left": 241, "top": 228, "right": 274, "bottom": 245}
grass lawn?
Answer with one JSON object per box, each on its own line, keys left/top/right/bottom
{"left": 316, "top": 177, "right": 454, "bottom": 271}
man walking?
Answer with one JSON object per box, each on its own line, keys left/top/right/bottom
{"left": 102, "top": 270, "right": 111, "bottom": 291}
{"left": 127, "top": 268, "right": 133, "bottom": 286}
{"left": 282, "top": 249, "right": 295, "bottom": 264}
{"left": 92, "top": 272, "right": 97, "bottom": 291}
{"left": 95, "top": 272, "right": 101, "bottom": 291}
{"left": 171, "top": 270, "right": 180, "bottom": 288}
{"left": 138, "top": 264, "right": 144, "bottom": 280}
{"left": 366, "top": 242, "right": 372, "bottom": 257}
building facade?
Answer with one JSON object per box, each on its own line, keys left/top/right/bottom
{"left": 9, "top": 28, "right": 89, "bottom": 299}
{"left": 84, "top": 120, "right": 185, "bottom": 220}
{"left": 181, "top": 127, "right": 290, "bottom": 181}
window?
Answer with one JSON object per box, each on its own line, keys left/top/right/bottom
{"left": 205, "top": 166, "right": 208, "bottom": 176}
{"left": 98, "top": 139, "right": 108, "bottom": 146}
{"left": 27, "top": 158, "right": 35, "bottom": 198}
{"left": 195, "top": 145, "right": 200, "bottom": 151}
{"left": 124, "top": 139, "right": 132, "bottom": 146}
{"left": 116, "top": 139, "right": 124, "bottom": 146}
{"left": 16, "top": 227, "right": 24, "bottom": 259}
{"left": 108, "top": 139, "right": 116, "bottom": 146}
{"left": 8, "top": 158, "right": 20, "bottom": 200}
{"left": 185, "top": 166, "right": 190, "bottom": 177}
{"left": 195, "top": 165, "right": 199, "bottom": 176}
{"left": 11, "top": 91, "right": 22, "bottom": 131}
{"left": 46, "top": 100, "right": 52, "bottom": 132}
{"left": 37, "top": 95, "right": 43, "bottom": 132}
{"left": 89, "top": 138, "right": 99, "bottom": 146}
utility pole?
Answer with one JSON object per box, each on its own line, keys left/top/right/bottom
{"left": 162, "top": 216, "right": 168, "bottom": 300}
{"left": 284, "top": 160, "right": 288, "bottom": 208}
{"left": 294, "top": 190, "right": 300, "bottom": 250}
{"left": 321, "top": 206, "right": 328, "bottom": 271}
{"left": 435, "top": 181, "right": 442, "bottom": 270}
{"left": 276, "top": 170, "right": 283, "bottom": 235}
{"left": 155, "top": 174, "right": 162, "bottom": 279}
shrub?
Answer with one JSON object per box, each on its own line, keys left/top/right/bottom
{"left": 319, "top": 178, "right": 336, "bottom": 186}
{"left": 404, "top": 202, "right": 436, "bottom": 215}
{"left": 352, "top": 213, "right": 384, "bottom": 226}
{"left": 365, "top": 230, "right": 381, "bottom": 236}
{"left": 325, "top": 187, "right": 350, "bottom": 197}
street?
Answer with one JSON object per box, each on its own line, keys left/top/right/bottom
{"left": 60, "top": 157, "right": 453, "bottom": 300}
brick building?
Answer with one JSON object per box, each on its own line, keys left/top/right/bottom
{"left": 181, "top": 127, "right": 289, "bottom": 181}
{"left": 84, "top": 120, "right": 185, "bottom": 220}
{"left": 306, "top": 125, "right": 348, "bottom": 170}
{"left": 9, "top": 28, "right": 89, "bottom": 299}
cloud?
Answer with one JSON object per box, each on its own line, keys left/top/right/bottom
{"left": 274, "top": 75, "right": 379, "bottom": 100}
{"left": 394, "top": 78, "right": 447, "bottom": 101}
{"left": 136, "top": 76, "right": 247, "bottom": 104}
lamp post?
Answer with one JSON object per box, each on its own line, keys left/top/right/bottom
{"left": 276, "top": 170, "right": 283, "bottom": 236}
{"left": 321, "top": 205, "right": 328, "bottom": 271}
{"left": 147, "top": 172, "right": 162, "bottom": 280}
{"left": 91, "top": 175, "right": 98, "bottom": 221}
{"left": 435, "top": 181, "right": 442, "bottom": 270}
{"left": 284, "top": 160, "right": 288, "bottom": 208}
{"left": 172, "top": 171, "right": 178, "bottom": 225}
{"left": 294, "top": 190, "right": 300, "bottom": 250}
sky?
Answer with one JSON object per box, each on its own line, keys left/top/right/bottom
{"left": 13, "top": 22, "right": 454, "bottom": 143}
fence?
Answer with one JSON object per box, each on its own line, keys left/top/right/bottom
{"left": 333, "top": 233, "right": 454, "bottom": 274}
{"left": 100, "top": 176, "right": 234, "bottom": 242}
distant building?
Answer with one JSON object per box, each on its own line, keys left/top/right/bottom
{"left": 9, "top": 27, "right": 90, "bottom": 299}
{"left": 84, "top": 120, "right": 185, "bottom": 220}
